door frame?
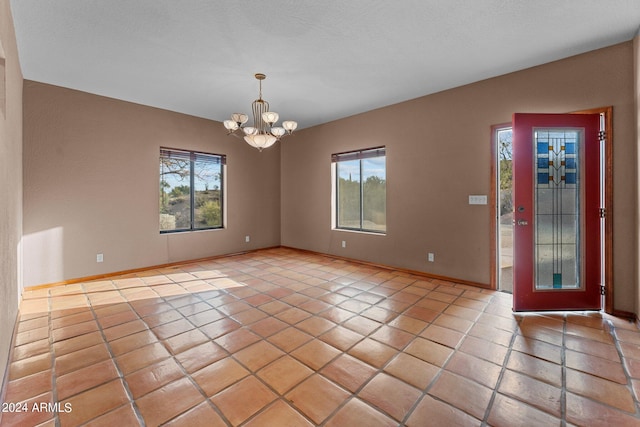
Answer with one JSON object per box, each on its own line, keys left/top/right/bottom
{"left": 489, "top": 106, "right": 613, "bottom": 315}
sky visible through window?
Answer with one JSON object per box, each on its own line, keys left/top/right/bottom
{"left": 337, "top": 157, "right": 386, "bottom": 182}
{"left": 161, "top": 159, "right": 221, "bottom": 192}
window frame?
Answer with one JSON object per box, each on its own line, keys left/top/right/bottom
{"left": 332, "top": 146, "right": 386, "bottom": 234}
{"left": 159, "top": 147, "right": 226, "bottom": 234}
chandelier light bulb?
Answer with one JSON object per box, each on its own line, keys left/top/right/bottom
{"left": 282, "top": 121, "right": 298, "bottom": 133}
{"left": 262, "top": 111, "right": 279, "bottom": 125}
{"left": 231, "top": 113, "right": 248, "bottom": 125}
{"left": 271, "top": 127, "right": 286, "bottom": 138}
{"left": 224, "top": 120, "right": 238, "bottom": 131}
{"left": 245, "top": 134, "right": 277, "bottom": 151}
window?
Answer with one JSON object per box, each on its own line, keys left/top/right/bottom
{"left": 159, "top": 148, "right": 225, "bottom": 233}
{"left": 332, "top": 146, "right": 386, "bottom": 233}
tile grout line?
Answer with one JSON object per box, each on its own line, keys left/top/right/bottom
{"left": 400, "top": 283, "right": 512, "bottom": 424}
{"left": 606, "top": 318, "right": 640, "bottom": 417}
{"left": 48, "top": 289, "right": 62, "bottom": 427}
{"left": 225, "top": 272, "right": 367, "bottom": 426}
{"left": 120, "top": 271, "right": 228, "bottom": 425}
{"left": 229, "top": 256, "right": 361, "bottom": 426}
{"left": 90, "top": 277, "right": 207, "bottom": 422}
{"left": 139, "top": 271, "right": 235, "bottom": 426}
{"left": 479, "top": 300, "right": 520, "bottom": 427}
{"left": 81, "top": 280, "right": 148, "bottom": 427}
{"left": 231, "top": 264, "right": 428, "bottom": 425}
{"left": 426, "top": 290, "right": 517, "bottom": 424}
{"left": 339, "top": 272, "right": 505, "bottom": 424}
{"left": 314, "top": 273, "right": 434, "bottom": 425}
{"left": 400, "top": 290, "right": 476, "bottom": 425}
{"left": 151, "top": 262, "right": 346, "bottom": 425}
{"left": 330, "top": 287, "right": 426, "bottom": 426}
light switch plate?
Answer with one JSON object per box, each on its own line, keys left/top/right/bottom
{"left": 469, "top": 195, "right": 487, "bottom": 205}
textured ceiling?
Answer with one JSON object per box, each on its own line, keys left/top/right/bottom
{"left": 10, "top": 1, "right": 640, "bottom": 130}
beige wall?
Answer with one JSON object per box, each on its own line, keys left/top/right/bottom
{"left": 0, "top": 0, "right": 22, "bottom": 391}
{"left": 23, "top": 82, "right": 281, "bottom": 287}
{"left": 281, "top": 42, "right": 637, "bottom": 314}
{"left": 635, "top": 30, "right": 640, "bottom": 318}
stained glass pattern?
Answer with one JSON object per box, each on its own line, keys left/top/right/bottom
{"left": 534, "top": 130, "right": 580, "bottom": 290}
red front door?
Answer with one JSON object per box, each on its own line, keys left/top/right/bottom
{"left": 512, "top": 113, "right": 601, "bottom": 311}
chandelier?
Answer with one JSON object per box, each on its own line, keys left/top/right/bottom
{"left": 223, "top": 73, "right": 298, "bottom": 151}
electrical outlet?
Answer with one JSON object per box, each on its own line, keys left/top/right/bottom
{"left": 245, "top": 235, "right": 250, "bottom": 243}
{"left": 428, "top": 253, "right": 434, "bottom": 262}
{"left": 341, "top": 241, "right": 346, "bottom": 248}
{"left": 96, "top": 253, "right": 104, "bottom": 263}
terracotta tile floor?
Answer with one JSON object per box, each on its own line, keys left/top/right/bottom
{"left": 2, "top": 247, "right": 640, "bottom": 426}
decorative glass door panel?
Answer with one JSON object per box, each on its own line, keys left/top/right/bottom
{"left": 513, "top": 114, "right": 600, "bottom": 311}
{"left": 535, "top": 130, "right": 580, "bottom": 290}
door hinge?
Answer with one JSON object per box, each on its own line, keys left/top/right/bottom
{"left": 599, "top": 208, "right": 606, "bottom": 218}
{"left": 600, "top": 285, "right": 606, "bottom": 296}
{"left": 598, "top": 130, "right": 606, "bottom": 142}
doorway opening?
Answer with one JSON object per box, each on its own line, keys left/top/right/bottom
{"left": 490, "top": 107, "right": 613, "bottom": 313}
{"left": 495, "top": 127, "right": 513, "bottom": 294}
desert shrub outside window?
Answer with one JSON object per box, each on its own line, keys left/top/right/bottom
{"left": 333, "top": 147, "right": 386, "bottom": 233}
{"left": 159, "top": 148, "right": 225, "bottom": 233}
